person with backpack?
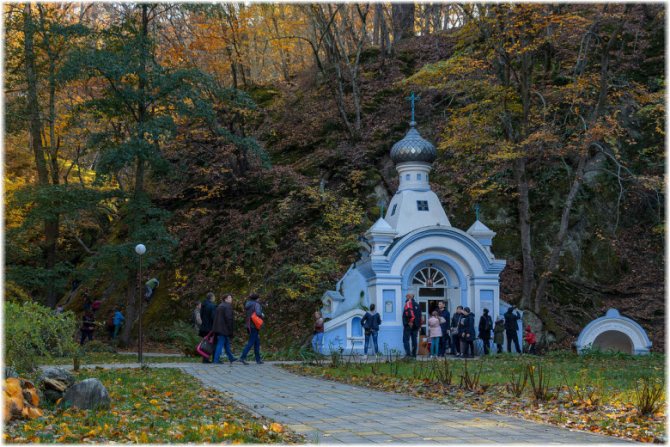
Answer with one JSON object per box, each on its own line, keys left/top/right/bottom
{"left": 493, "top": 316, "right": 505, "bottom": 354}
{"left": 402, "top": 293, "right": 421, "bottom": 359}
{"left": 312, "top": 311, "right": 325, "bottom": 355}
{"left": 437, "top": 301, "right": 451, "bottom": 356}
{"left": 361, "top": 304, "right": 382, "bottom": 359}
{"left": 144, "top": 278, "right": 159, "bottom": 303}
{"left": 450, "top": 306, "right": 464, "bottom": 357}
{"left": 212, "top": 294, "right": 237, "bottom": 364}
{"left": 199, "top": 292, "right": 217, "bottom": 363}
{"left": 524, "top": 325, "right": 537, "bottom": 355}
{"left": 504, "top": 306, "right": 522, "bottom": 353}
{"left": 239, "top": 293, "right": 264, "bottom": 365}
{"left": 80, "top": 310, "right": 95, "bottom": 345}
{"left": 112, "top": 307, "right": 125, "bottom": 339}
{"left": 478, "top": 308, "right": 493, "bottom": 355}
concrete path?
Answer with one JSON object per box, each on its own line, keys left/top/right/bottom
{"left": 53, "top": 362, "right": 631, "bottom": 444}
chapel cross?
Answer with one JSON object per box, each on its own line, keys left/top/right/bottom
{"left": 378, "top": 199, "right": 386, "bottom": 218}
{"left": 474, "top": 203, "right": 480, "bottom": 221}
{"left": 405, "top": 91, "right": 420, "bottom": 123}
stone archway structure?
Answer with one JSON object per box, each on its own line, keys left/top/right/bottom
{"left": 575, "top": 309, "right": 652, "bottom": 355}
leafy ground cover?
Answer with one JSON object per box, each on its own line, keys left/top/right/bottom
{"left": 283, "top": 351, "right": 665, "bottom": 443}
{"left": 38, "top": 352, "right": 196, "bottom": 366}
{"left": 5, "top": 368, "right": 303, "bottom": 444}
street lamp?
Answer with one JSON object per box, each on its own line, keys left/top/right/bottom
{"left": 134, "top": 244, "right": 146, "bottom": 364}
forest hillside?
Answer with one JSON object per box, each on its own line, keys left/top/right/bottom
{"left": 4, "top": 4, "right": 665, "bottom": 351}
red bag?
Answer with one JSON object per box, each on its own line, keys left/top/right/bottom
{"left": 251, "top": 312, "right": 263, "bottom": 330}
{"left": 196, "top": 332, "right": 215, "bottom": 359}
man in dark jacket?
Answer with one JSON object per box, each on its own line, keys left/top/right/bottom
{"left": 478, "top": 308, "right": 493, "bottom": 355}
{"left": 451, "top": 306, "right": 463, "bottom": 357}
{"left": 402, "top": 293, "right": 421, "bottom": 358}
{"left": 239, "top": 293, "right": 264, "bottom": 365}
{"left": 212, "top": 294, "right": 237, "bottom": 364}
{"left": 199, "top": 292, "right": 217, "bottom": 363}
{"left": 504, "top": 306, "right": 522, "bottom": 353}
{"left": 437, "top": 301, "right": 451, "bottom": 356}
{"left": 459, "top": 307, "right": 476, "bottom": 358}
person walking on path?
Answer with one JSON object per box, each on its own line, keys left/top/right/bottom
{"left": 459, "top": 307, "right": 476, "bottom": 358}
{"left": 478, "top": 308, "right": 493, "bottom": 355}
{"left": 112, "top": 307, "right": 125, "bottom": 339}
{"left": 437, "top": 301, "right": 451, "bottom": 356}
{"left": 199, "top": 292, "right": 217, "bottom": 363}
{"left": 451, "top": 306, "right": 464, "bottom": 357}
{"left": 524, "top": 325, "right": 537, "bottom": 355}
{"left": 493, "top": 316, "right": 505, "bottom": 354}
{"left": 402, "top": 293, "right": 421, "bottom": 359}
{"left": 80, "top": 310, "right": 95, "bottom": 345}
{"left": 361, "top": 304, "right": 382, "bottom": 359}
{"left": 213, "top": 294, "right": 237, "bottom": 364}
{"left": 427, "top": 311, "right": 444, "bottom": 358}
{"left": 240, "top": 293, "right": 264, "bottom": 365}
{"left": 504, "top": 306, "right": 522, "bottom": 353}
{"left": 312, "top": 311, "right": 325, "bottom": 355}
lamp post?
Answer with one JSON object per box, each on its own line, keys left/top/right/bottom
{"left": 134, "top": 244, "right": 146, "bottom": 364}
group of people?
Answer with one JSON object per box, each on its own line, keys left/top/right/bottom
{"left": 405, "top": 293, "right": 537, "bottom": 359}
{"left": 194, "top": 292, "right": 265, "bottom": 365}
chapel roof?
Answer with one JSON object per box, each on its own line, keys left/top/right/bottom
{"left": 390, "top": 122, "right": 437, "bottom": 164}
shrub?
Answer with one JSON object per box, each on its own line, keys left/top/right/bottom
{"left": 5, "top": 301, "right": 78, "bottom": 372}
{"left": 527, "top": 363, "right": 553, "bottom": 401}
{"left": 166, "top": 321, "right": 200, "bottom": 356}
{"left": 506, "top": 367, "right": 529, "bottom": 397}
{"left": 82, "top": 340, "right": 117, "bottom": 353}
{"left": 634, "top": 377, "right": 665, "bottom": 416}
{"left": 459, "top": 360, "right": 482, "bottom": 391}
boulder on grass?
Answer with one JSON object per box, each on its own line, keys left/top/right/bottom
{"left": 38, "top": 367, "right": 75, "bottom": 388}
{"left": 60, "top": 379, "right": 110, "bottom": 410}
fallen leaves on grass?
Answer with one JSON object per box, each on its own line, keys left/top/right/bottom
{"left": 5, "top": 368, "right": 303, "bottom": 444}
{"left": 284, "top": 364, "right": 665, "bottom": 444}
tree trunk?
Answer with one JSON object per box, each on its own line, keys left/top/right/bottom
{"left": 392, "top": 3, "right": 414, "bottom": 43}
{"left": 24, "top": 3, "right": 60, "bottom": 308}
{"left": 513, "top": 158, "right": 535, "bottom": 310}
{"left": 533, "top": 155, "right": 587, "bottom": 313}
{"left": 120, "top": 273, "right": 138, "bottom": 346}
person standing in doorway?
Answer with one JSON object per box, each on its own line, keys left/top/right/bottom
{"left": 361, "top": 304, "right": 382, "bottom": 359}
{"left": 312, "top": 311, "right": 325, "bottom": 355}
{"left": 493, "top": 316, "right": 505, "bottom": 353}
{"left": 427, "top": 311, "right": 443, "bottom": 359}
{"left": 437, "top": 301, "right": 451, "bottom": 356}
{"left": 213, "top": 294, "right": 237, "bottom": 364}
{"left": 504, "top": 306, "right": 522, "bottom": 353}
{"left": 240, "top": 293, "right": 264, "bottom": 365}
{"left": 478, "top": 308, "right": 493, "bottom": 355}
{"left": 451, "top": 306, "right": 464, "bottom": 357}
{"left": 402, "top": 293, "right": 421, "bottom": 359}
{"left": 199, "top": 292, "right": 217, "bottom": 363}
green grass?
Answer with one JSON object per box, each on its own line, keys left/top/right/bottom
{"left": 303, "top": 351, "right": 664, "bottom": 395}
{"left": 6, "top": 368, "right": 302, "bottom": 443}
{"left": 38, "top": 352, "right": 197, "bottom": 366}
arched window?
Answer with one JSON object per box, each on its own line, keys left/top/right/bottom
{"left": 412, "top": 266, "right": 446, "bottom": 286}
{"left": 351, "top": 317, "right": 363, "bottom": 337}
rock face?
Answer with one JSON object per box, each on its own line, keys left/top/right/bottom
{"left": 60, "top": 379, "right": 110, "bottom": 410}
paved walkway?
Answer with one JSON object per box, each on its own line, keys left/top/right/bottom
{"left": 183, "top": 363, "right": 631, "bottom": 444}
{"left": 63, "top": 361, "right": 630, "bottom": 444}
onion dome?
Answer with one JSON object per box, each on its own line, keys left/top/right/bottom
{"left": 390, "top": 121, "right": 437, "bottom": 164}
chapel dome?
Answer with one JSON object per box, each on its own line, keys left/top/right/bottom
{"left": 390, "top": 122, "right": 437, "bottom": 164}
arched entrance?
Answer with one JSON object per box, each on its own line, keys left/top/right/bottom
{"left": 592, "top": 330, "right": 633, "bottom": 354}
